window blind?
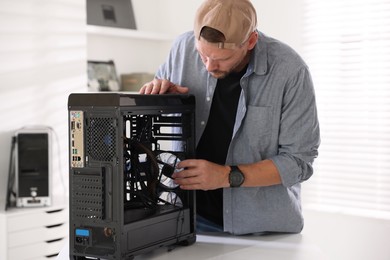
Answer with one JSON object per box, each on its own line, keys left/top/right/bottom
{"left": 301, "top": 0, "right": 390, "bottom": 218}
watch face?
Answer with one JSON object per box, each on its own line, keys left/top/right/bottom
{"left": 231, "top": 173, "right": 240, "bottom": 183}
{"left": 229, "top": 167, "right": 244, "bottom": 187}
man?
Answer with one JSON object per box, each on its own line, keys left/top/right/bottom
{"left": 139, "top": 0, "right": 320, "bottom": 235}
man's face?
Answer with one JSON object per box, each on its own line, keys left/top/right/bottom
{"left": 196, "top": 39, "right": 250, "bottom": 79}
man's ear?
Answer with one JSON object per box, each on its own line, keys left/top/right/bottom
{"left": 247, "top": 31, "right": 258, "bottom": 50}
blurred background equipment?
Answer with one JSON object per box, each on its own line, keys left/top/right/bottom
{"left": 10, "top": 127, "right": 52, "bottom": 208}
{"left": 87, "top": 0, "right": 136, "bottom": 29}
{"left": 121, "top": 72, "right": 154, "bottom": 92}
{"left": 87, "top": 60, "right": 120, "bottom": 91}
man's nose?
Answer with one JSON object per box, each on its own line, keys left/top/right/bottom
{"left": 205, "top": 59, "right": 218, "bottom": 72}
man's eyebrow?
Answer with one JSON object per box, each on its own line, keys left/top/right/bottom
{"left": 197, "top": 48, "right": 234, "bottom": 61}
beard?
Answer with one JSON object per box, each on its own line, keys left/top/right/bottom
{"left": 209, "top": 70, "right": 229, "bottom": 79}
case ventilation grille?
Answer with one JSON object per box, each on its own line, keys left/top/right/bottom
{"left": 86, "top": 117, "right": 116, "bottom": 162}
{"left": 72, "top": 174, "right": 104, "bottom": 220}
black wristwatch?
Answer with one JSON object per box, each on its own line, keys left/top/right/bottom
{"left": 229, "top": 165, "right": 245, "bottom": 188}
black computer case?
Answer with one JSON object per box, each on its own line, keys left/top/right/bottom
{"left": 68, "top": 93, "right": 196, "bottom": 259}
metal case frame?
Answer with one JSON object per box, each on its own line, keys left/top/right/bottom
{"left": 68, "top": 93, "right": 196, "bottom": 260}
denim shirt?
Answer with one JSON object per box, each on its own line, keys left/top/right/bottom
{"left": 156, "top": 31, "right": 320, "bottom": 235}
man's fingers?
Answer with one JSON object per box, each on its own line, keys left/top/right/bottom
{"left": 139, "top": 82, "right": 155, "bottom": 94}
{"left": 159, "top": 79, "right": 173, "bottom": 94}
{"left": 139, "top": 79, "right": 188, "bottom": 95}
{"left": 176, "top": 85, "right": 190, "bottom": 94}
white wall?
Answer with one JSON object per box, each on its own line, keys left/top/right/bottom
{"left": 88, "top": 0, "right": 305, "bottom": 78}
{"left": 134, "top": 0, "right": 305, "bottom": 52}
{"left": 0, "top": 0, "right": 87, "bottom": 210}
{"left": 252, "top": 0, "right": 305, "bottom": 54}
{"left": 86, "top": 0, "right": 205, "bottom": 77}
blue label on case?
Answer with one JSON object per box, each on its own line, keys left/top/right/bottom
{"left": 75, "top": 228, "right": 90, "bottom": 237}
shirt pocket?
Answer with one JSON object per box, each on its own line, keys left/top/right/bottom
{"left": 232, "top": 105, "right": 273, "bottom": 163}
{"left": 242, "top": 105, "right": 272, "bottom": 138}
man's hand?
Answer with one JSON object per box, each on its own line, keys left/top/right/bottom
{"left": 172, "top": 159, "right": 230, "bottom": 190}
{"left": 139, "top": 78, "right": 189, "bottom": 94}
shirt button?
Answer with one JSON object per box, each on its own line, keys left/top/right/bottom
{"left": 206, "top": 97, "right": 211, "bottom": 102}
{"left": 201, "top": 121, "right": 205, "bottom": 125}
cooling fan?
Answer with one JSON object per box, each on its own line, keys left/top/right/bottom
{"left": 156, "top": 152, "right": 184, "bottom": 208}
{"left": 124, "top": 138, "right": 186, "bottom": 215}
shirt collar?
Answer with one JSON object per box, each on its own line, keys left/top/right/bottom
{"left": 248, "top": 31, "right": 268, "bottom": 76}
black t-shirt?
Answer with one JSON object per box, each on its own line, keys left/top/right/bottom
{"left": 196, "top": 68, "right": 246, "bottom": 227}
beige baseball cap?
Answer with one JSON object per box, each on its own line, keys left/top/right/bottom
{"left": 194, "top": 0, "right": 257, "bottom": 49}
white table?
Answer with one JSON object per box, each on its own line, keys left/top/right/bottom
{"left": 57, "top": 231, "right": 327, "bottom": 260}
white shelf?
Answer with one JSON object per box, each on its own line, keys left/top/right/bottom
{"left": 87, "top": 25, "right": 174, "bottom": 41}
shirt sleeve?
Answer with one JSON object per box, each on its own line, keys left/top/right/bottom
{"left": 270, "top": 66, "right": 321, "bottom": 187}
{"left": 155, "top": 32, "right": 189, "bottom": 81}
